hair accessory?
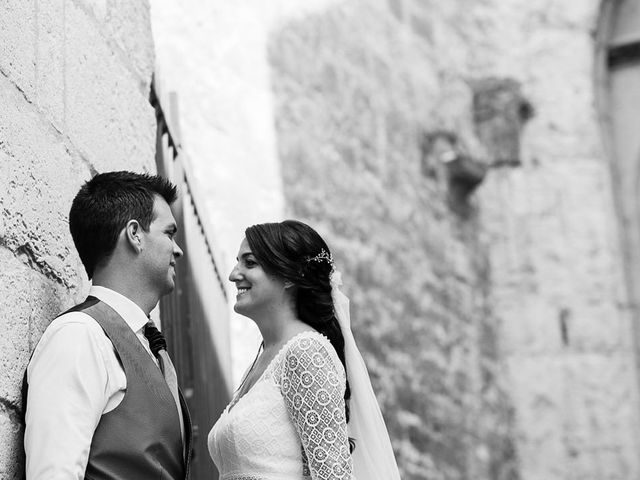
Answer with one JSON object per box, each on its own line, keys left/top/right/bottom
{"left": 305, "top": 249, "right": 334, "bottom": 271}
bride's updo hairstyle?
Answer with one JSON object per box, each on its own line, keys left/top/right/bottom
{"left": 245, "top": 220, "right": 353, "bottom": 432}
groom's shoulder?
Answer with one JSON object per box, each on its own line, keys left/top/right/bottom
{"left": 30, "top": 303, "right": 109, "bottom": 367}
{"left": 58, "top": 295, "right": 102, "bottom": 317}
{"left": 37, "top": 296, "right": 106, "bottom": 346}
{"left": 44, "top": 298, "right": 105, "bottom": 338}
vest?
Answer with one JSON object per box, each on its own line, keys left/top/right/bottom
{"left": 44, "top": 297, "right": 191, "bottom": 479}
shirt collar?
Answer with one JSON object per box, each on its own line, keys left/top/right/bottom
{"left": 89, "top": 285, "right": 150, "bottom": 334}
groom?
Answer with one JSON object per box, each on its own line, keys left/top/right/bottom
{"left": 24, "top": 171, "right": 192, "bottom": 479}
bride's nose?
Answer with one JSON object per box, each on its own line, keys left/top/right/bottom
{"left": 229, "top": 265, "right": 241, "bottom": 282}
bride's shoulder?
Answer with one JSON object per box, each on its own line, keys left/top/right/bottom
{"left": 279, "top": 330, "right": 343, "bottom": 374}
{"left": 284, "top": 330, "right": 332, "bottom": 354}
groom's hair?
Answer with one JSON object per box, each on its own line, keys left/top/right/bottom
{"left": 69, "top": 171, "right": 177, "bottom": 279}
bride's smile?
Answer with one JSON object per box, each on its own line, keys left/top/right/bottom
{"left": 229, "top": 238, "right": 290, "bottom": 318}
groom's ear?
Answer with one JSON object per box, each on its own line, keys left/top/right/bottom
{"left": 124, "top": 220, "right": 143, "bottom": 253}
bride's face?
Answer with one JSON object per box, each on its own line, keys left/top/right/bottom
{"left": 228, "top": 238, "right": 287, "bottom": 318}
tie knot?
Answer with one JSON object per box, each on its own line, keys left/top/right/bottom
{"left": 144, "top": 321, "right": 167, "bottom": 356}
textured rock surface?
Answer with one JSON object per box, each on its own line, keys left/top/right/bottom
{"left": 0, "top": 0, "right": 156, "bottom": 476}
{"left": 269, "top": 2, "right": 517, "bottom": 478}
{"left": 268, "top": 0, "right": 640, "bottom": 479}
{"left": 469, "top": 1, "right": 640, "bottom": 479}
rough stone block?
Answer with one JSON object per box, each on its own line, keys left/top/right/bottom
{"left": 0, "top": 0, "right": 36, "bottom": 99}
{"left": 65, "top": 0, "right": 156, "bottom": 173}
{"left": 0, "top": 403, "right": 24, "bottom": 480}
{"left": 106, "top": 0, "right": 155, "bottom": 88}
{"left": 71, "top": 0, "right": 108, "bottom": 22}
{"left": 507, "top": 356, "right": 565, "bottom": 464}
{"left": 387, "top": 0, "right": 405, "bottom": 22}
{"left": 36, "top": 0, "right": 65, "bottom": 130}
{"left": 561, "top": 354, "right": 640, "bottom": 477}
{"left": 0, "top": 248, "right": 71, "bottom": 405}
{"left": 0, "top": 73, "right": 90, "bottom": 289}
{"left": 523, "top": 31, "right": 601, "bottom": 160}
{"left": 538, "top": 0, "right": 599, "bottom": 29}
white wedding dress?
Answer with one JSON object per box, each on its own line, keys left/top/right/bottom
{"left": 208, "top": 331, "right": 354, "bottom": 480}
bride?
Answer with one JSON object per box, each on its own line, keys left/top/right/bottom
{"left": 208, "top": 220, "right": 401, "bottom": 479}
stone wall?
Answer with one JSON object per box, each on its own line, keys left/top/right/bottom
{"left": 0, "top": 1, "right": 156, "bottom": 476}
{"left": 268, "top": 1, "right": 518, "bottom": 478}
{"left": 466, "top": 0, "right": 640, "bottom": 478}
{"left": 268, "top": 0, "right": 640, "bottom": 479}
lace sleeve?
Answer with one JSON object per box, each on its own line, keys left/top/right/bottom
{"left": 280, "top": 334, "right": 354, "bottom": 480}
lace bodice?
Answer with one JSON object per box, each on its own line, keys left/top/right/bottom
{"left": 208, "top": 331, "right": 354, "bottom": 480}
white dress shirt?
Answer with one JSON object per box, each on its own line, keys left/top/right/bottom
{"left": 24, "top": 286, "right": 158, "bottom": 480}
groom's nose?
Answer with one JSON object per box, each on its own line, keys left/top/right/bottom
{"left": 173, "top": 240, "right": 183, "bottom": 258}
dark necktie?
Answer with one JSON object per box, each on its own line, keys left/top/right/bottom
{"left": 143, "top": 321, "right": 185, "bottom": 446}
{"left": 144, "top": 321, "right": 169, "bottom": 356}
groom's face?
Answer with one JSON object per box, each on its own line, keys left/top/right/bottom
{"left": 139, "top": 195, "right": 183, "bottom": 296}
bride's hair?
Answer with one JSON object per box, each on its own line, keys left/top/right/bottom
{"left": 245, "top": 220, "right": 353, "bottom": 440}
